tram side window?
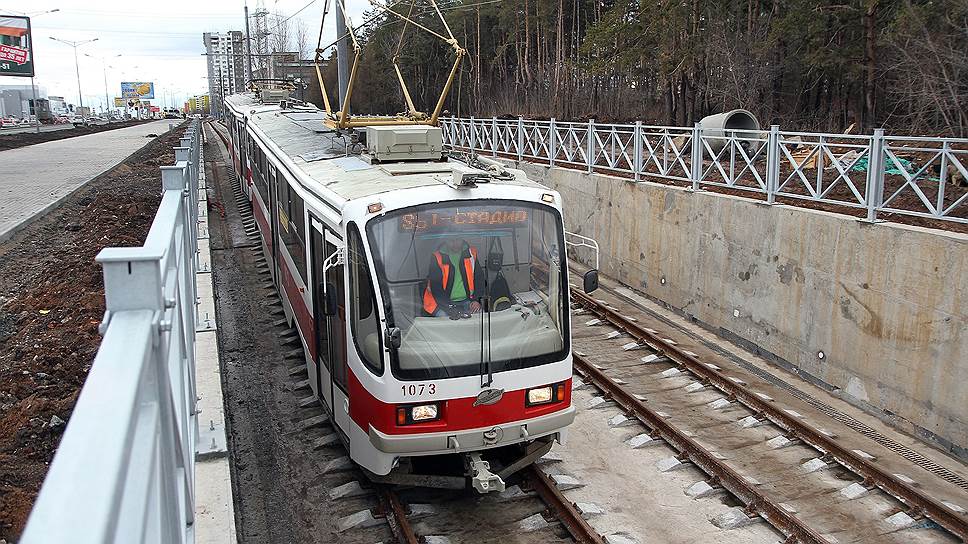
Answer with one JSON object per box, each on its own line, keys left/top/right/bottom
{"left": 276, "top": 174, "right": 302, "bottom": 279}
{"left": 252, "top": 146, "right": 263, "bottom": 201}
{"left": 347, "top": 224, "right": 383, "bottom": 374}
{"left": 289, "top": 191, "right": 307, "bottom": 280}
{"left": 258, "top": 148, "right": 269, "bottom": 198}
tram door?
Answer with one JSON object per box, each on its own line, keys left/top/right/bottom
{"left": 326, "top": 229, "right": 350, "bottom": 435}
{"left": 309, "top": 219, "right": 348, "bottom": 427}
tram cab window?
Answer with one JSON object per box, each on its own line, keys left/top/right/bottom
{"left": 277, "top": 178, "right": 307, "bottom": 281}
{"left": 348, "top": 224, "right": 383, "bottom": 374}
{"left": 367, "top": 200, "right": 569, "bottom": 381}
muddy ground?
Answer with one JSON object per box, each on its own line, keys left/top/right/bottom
{"left": 0, "top": 123, "right": 185, "bottom": 540}
{"left": 0, "top": 120, "right": 156, "bottom": 152}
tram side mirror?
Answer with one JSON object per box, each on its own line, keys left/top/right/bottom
{"left": 583, "top": 269, "right": 600, "bottom": 294}
{"left": 324, "top": 283, "right": 338, "bottom": 315}
{"left": 384, "top": 327, "right": 402, "bottom": 350}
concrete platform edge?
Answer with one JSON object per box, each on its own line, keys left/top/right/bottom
{"left": 192, "top": 144, "right": 237, "bottom": 543}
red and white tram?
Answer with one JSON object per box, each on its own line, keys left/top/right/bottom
{"left": 222, "top": 90, "right": 598, "bottom": 492}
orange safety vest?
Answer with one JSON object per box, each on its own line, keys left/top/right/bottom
{"left": 423, "top": 247, "right": 478, "bottom": 315}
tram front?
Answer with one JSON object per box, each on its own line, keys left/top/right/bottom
{"left": 352, "top": 193, "right": 588, "bottom": 490}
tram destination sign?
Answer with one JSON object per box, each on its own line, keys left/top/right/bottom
{"left": 399, "top": 208, "right": 529, "bottom": 232}
{"left": 0, "top": 15, "right": 34, "bottom": 77}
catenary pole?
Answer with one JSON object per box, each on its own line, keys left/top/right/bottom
{"left": 244, "top": 4, "right": 254, "bottom": 84}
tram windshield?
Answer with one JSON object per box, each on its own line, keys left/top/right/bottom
{"left": 366, "top": 200, "right": 569, "bottom": 380}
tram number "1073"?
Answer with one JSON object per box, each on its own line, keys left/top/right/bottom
{"left": 401, "top": 384, "right": 436, "bottom": 396}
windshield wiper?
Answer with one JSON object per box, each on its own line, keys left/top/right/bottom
{"left": 479, "top": 268, "right": 493, "bottom": 388}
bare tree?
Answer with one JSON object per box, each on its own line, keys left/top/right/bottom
{"left": 270, "top": 9, "right": 292, "bottom": 54}
{"left": 295, "top": 20, "right": 311, "bottom": 60}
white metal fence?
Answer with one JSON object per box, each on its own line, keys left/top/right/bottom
{"left": 441, "top": 117, "right": 968, "bottom": 224}
{"left": 20, "top": 119, "right": 203, "bottom": 544}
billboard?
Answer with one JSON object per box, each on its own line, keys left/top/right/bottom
{"left": 0, "top": 15, "right": 34, "bottom": 77}
{"left": 113, "top": 97, "right": 124, "bottom": 107}
{"left": 121, "top": 81, "right": 155, "bottom": 99}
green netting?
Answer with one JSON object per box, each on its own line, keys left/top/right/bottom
{"left": 850, "top": 155, "right": 944, "bottom": 181}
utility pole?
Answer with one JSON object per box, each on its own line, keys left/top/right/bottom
{"left": 85, "top": 53, "right": 121, "bottom": 119}
{"left": 216, "top": 64, "right": 223, "bottom": 120}
{"left": 244, "top": 4, "right": 254, "bottom": 84}
{"left": 251, "top": 3, "right": 269, "bottom": 80}
{"left": 49, "top": 36, "right": 98, "bottom": 121}
{"left": 334, "top": 0, "right": 350, "bottom": 112}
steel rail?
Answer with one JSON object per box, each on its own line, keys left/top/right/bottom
{"left": 572, "top": 352, "right": 827, "bottom": 543}
{"left": 571, "top": 289, "right": 968, "bottom": 541}
{"left": 377, "top": 486, "right": 419, "bottom": 544}
{"left": 524, "top": 466, "right": 606, "bottom": 544}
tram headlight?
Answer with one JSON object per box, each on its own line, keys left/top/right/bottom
{"left": 397, "top": 403, "right": 440, "bottom": 425}
{"left": 411, "top": 404, "right": 438, "bottom": 421}
{"left": 527, "top": 386, "right": 553, "bottom": 405}
{"left": 526, "top": 382, "right": 567, "bottom": 407}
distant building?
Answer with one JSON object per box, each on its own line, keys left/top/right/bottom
{"left": 188, "top": 95, "right": 211, "bottom": 114}
{"left": 203, "top": 31, "right": 246, "bottom": 116}
{"left": 0, "top": 84, "right": 46, "bottom": 118}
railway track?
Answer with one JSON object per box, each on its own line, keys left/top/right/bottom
{"left": 567, "top": 283, "right": 968, "bottom": 543}
{"left": 370, "top": 464, "right": 607, "bottom": 544}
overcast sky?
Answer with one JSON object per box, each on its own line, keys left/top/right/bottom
{"left": 0, "top": 0, "right": 367, "bottom": 111}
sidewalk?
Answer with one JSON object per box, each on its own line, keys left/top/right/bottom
{"left": 0, "top": 119, "right": 175, "bottom": 242}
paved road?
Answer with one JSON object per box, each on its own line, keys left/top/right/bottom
{"left": 0, "top": 119, "right": 175, "bottom": 241}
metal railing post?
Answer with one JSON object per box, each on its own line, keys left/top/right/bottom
{"left": 587, "top": 119, "right": 595, "bottom": 173}
{"left": 492, "top": 116, "right": 498, "bottom": 157}
{"left": 517, "top": 116, "right": 524, "bottom": 162}
{"left": 634, "top": 121, "right": 642, "bottom": 182}
{"left": 469, "top": 116, "right": 476, "bottom": 155}
{"left": 690, "top": 122, "right": 702, "bottom": 190}
{"left": 549, "top": 118, "right": 556, "bottom": 168}
{"left": 766, "top": 125, "right": 779, "bottom": 204}
{"left": 865, "top": 128, "right": 886, "bottom": 222}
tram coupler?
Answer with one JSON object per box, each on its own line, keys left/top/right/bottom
{"left": 466, "top": 452, "right": 506, "bottom": 493}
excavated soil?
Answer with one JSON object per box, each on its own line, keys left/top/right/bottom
{"left": 0, "top": 120, "right": 156, "bottom": 152}
{"left": 0, "top": 123, "right": 185, "bottom": 540}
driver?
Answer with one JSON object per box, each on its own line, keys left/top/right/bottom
{"left": 423, "top": 237, "right": 486, "bottom": 318}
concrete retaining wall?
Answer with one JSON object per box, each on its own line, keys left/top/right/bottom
{"left": 514, "top": 161, "right": 968, "bottom": 457}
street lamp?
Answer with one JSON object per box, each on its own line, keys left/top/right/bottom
{"left": 85, "top": 53, "right": 121, "bottom": 116}
{"left": 49, "top": 36, "right": 98, "bottom": 120}
{"left": 4, "top": 8, "right": 59, "bottom": 16}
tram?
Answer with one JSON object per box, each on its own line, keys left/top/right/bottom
{"left": 221, "top": 85, "right": 598, "bottom": 491}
